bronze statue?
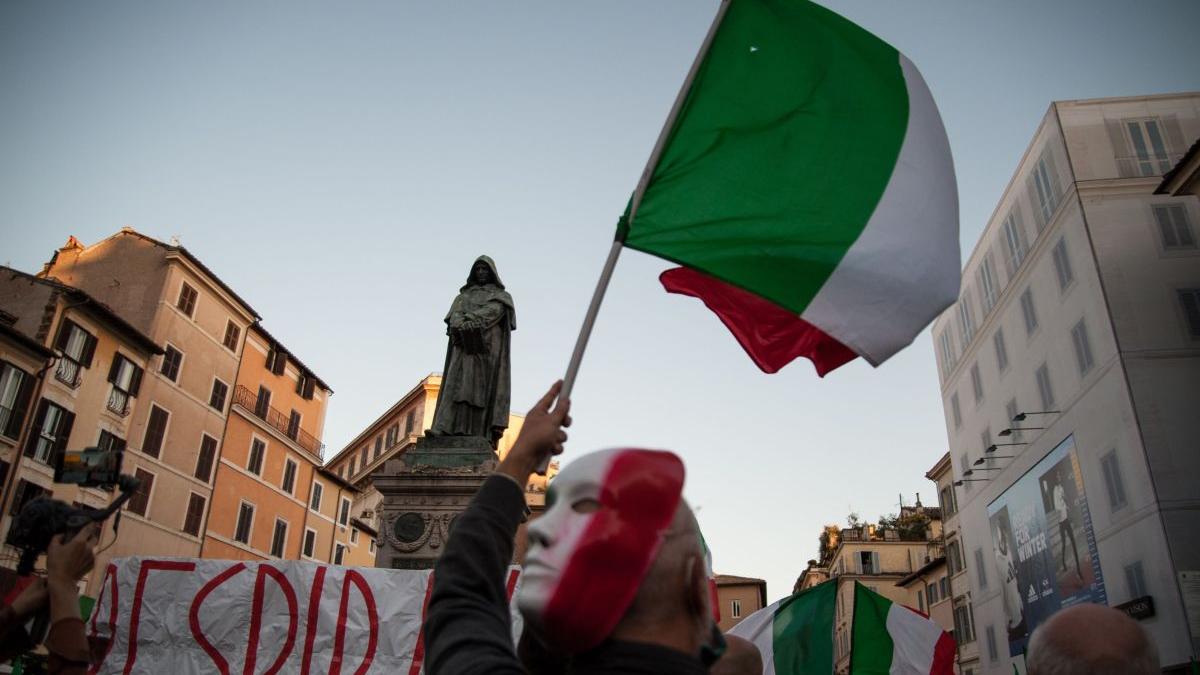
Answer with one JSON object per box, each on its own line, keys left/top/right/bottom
{"left": 428, "top": 256, "right": 515, "bottom": 447}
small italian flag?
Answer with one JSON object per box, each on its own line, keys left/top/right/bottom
{"left": 624, "top": 0, "right": 960, "bottom": 376}
{"left": 726, "top": 580, "right": 837, "bottom": 674}
{"left": 850, "top": 582, "right": 956, "bottom": 675}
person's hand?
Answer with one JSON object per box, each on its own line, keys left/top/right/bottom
{"left": 499, "top": 380, "right": 571, "bottom": 483}
{"left": 46, "top": 523, "right": 99, "bottom": 587}
{"left": 8, "top": 578, "right": 48, "bottom": 619}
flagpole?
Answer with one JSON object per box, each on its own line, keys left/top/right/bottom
{"left": 542, "top": 0, "right": 731, "bottom": 473}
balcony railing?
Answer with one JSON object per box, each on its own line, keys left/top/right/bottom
{"left": 106, "top": 388, "right": 130, "bottom": 416}
{"left": 232, "top": 385, "right": 324, "bottom": 456}
{"left": 55, "top": 359, "right": 81, "bottom": 388}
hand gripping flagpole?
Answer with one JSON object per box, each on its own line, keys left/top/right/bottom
{"left": 539, "top": 0, "right": 732, "bottom": 474}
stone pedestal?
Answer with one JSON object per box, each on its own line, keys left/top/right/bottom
{"left": 373, "top": 435, "right": 497, "bottom": 569}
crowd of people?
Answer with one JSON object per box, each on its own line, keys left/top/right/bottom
{"left": 0, "top": 380, "right": 1167, "bottom": 674}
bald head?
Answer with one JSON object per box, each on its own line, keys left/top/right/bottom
{"left": 711, "top": 635, "right": 764, "bottom": 675}
{"left": 1027, "top": 604, "right": 1158, "bottom": 675}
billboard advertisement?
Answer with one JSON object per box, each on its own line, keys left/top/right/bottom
{"left": 987, "top": 434, "right": 1106, "bottom": 656}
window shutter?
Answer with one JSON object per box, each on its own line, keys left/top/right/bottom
{"left": 295, "top": 375, "right": 304, "bottom": 395}
{"left": 872, "top": 552, "right": 880, "bottom": 574}
{"left": 128, "top": 364, "right": 144, "bottom": 397}
{"left": 1105, "top": 119, "right": 1135, "bottom": 177}
{"left": 302, "top": 376, "right": 315, "bottom": 400}
{"left": 272, "top": 351, "right": 287, "bottom": 375}
{"left": 1162, "top": 115, "right": 1186, "bottom": 154}
{"left": 53, "top": 320, "right": 73, "bottom": 351}
{"left": 23, "top": 399, "right": 49, "bottom": 457}
{"left": 6, "top": 368, "right": 35, "bottom": 438}
{"left": 81, "top": 333, "right": 98, "bottom": 368}
{"left": 1044, "top": 150, "right": 1062, "bottom": 202}
{"left": 1026, "top": 176, "right": 1046, "bottom": 231}
{"left": 266, "top": 348, "right": 275, "bottom": 370}
{"left": 108, "top": 354, "right": 122, "bottom": 383}
{"left": 53, "top": 409, "right": 75, "bottom": 457}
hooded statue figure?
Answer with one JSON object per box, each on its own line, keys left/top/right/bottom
{"left": 428, "top": 255, "right": 515, "bottom": 447}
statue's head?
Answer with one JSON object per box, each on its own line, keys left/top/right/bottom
{"left": 518, "top": 447, "right": 703, "bottom": 653}
{"left": 466, "top": 255, "right": 503, "bottom": 289}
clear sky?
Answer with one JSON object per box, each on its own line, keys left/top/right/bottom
{"left": 3, "top": 1, "right": 1199, "bottom": 603}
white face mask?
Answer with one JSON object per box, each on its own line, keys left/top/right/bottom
{"left": 517, "top": 448, "right": 685, "bottom": 653}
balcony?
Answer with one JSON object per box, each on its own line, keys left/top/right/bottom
{"left": 232, "top": 385, "right": 323, "bottom": 456}
{"left": 55, "top": 358, "right": 81, "bottom": 388}
{"left": 106, "top": 388, "right": 130, "bottom": 416}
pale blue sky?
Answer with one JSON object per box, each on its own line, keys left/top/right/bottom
{"left": 3, "top": 1, "right": 1198, "bottom": 602}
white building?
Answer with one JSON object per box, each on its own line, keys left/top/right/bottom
{"left": 931, "top": 92, "right": 1200, "bottom": 674}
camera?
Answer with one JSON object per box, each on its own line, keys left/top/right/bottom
{"left": 7, "top": 447, "right": 140, "bottom": 575}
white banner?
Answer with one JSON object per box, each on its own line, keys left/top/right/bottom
{"left": 87, "top": 557, "right": 524, "bottom": 675}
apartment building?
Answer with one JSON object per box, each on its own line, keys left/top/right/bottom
{"left": 0, "top": 268, "right": 162, "bottom": 597}
{"left": 930, "top": 92, "right": 1200, "bottom": 673}
{"left": 715, "top": 574, "right": 767, "bottom": 632}
{"left": 927, "top": 452, "right": 981, "bottom": 675}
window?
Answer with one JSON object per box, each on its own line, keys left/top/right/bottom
{"left": 25, "top": 399, "right": 74, "bottom": 464}
{"left": 939, "top": 576, "right": 949, "bottom": 599}
{"left": 374, "top": 436, "right": 383, "bottom": 458}
{"left": 1030, "top": 153, "right": 1061, "bottom": 228}
{"left": 1101, "top": 450, "right": 1128, "bottom": 512}
{"left": 386, "top": 424, "right": 399, "bottom": 447}
{"left": 235, "top": 502, "right": 254, "bottom": 544}
{"left": 1126, "top": 119, "right": 1172, "bottom": 176}
{"left": 287, "top": 410, "right": 301, "bottom": 440}
{"left": 310, "top": 481, "right": 324, "bottom": 511}
{"left": 369, "top": 539, "right": 375, "bottom": 554}
{"left": 939, "top": 485, "right": 957, "bottom": 517}
{"left": 1052, "top": 238, "right": 1074, "bottom": 291}
{"left": 1006, "top": 398, "right": 1019, "bottom": 425}
{"left": 959, "top": 453, "right": 971, "bottom": 492}
{"left": 970, "top": 363, "right": 983, "bottom": 404}
{"left": 0, "top": 362, "right": 34, "bottom": 439}
{"left": 160, "top": 345, "right": 183, "bottom": 382}
{"left": 731, "top": 599, "right": 742, "bottom": 619}
{"left": 303, "top": 529, "right": 317, "bottom": 558}
{"left": 975, "top": 548, "right": 988, "bottom": 589}
{"left": 1071, "top": 319, "right": 1095, "bottom": 375}
{"left": 254, "top": 386, "right": 271, "bottom": 418}
{"left": 985, "top": 625, "right": 999, "bottom": 662}
{"left": 9, "top": 480, "right": 50, "bottom": 517}
{"left": 53, "top": 320, "right": 96, "bottom": 387}
{"left": 918, "top": 590, "right": 925, "bottom": 613}
{"left": 947, "top": 541, "right": 962, "bottom": 575}
{"left": 361, "top": 446, "right": 369, "bottom": 467}
{"left": 222, "top": 320, "right": 240, "bottom": 351}
{"left": 1036, "top": 363, "right": 1055, "bottom": 411}
{"left": 337, "top": 465, "right": 344, "bottom": 478}
{"left": 339, "top": 497, "right": 351, "bottom": 526}
{"left": 282, "top": 459, "right": 297, "bottom": 495}
{"left": 926, "top": 583, "right": 937, "bottom": 606}
{"left": 334, "top": 543, "right": 346, "bottom": 565}
{"left": 405, "top": 410, "right": 416, "bottom": 434}
{"left": 1124, "top": 561, "right": 1147, "bottom": 599}
{"left": 1154, "top": 204, "right": 1196, "bottom": 250}
{"left": 266, "top": 347, "right": 287, "bottom": 376}
{"left": 958, "top": 296, "right": 976, "bottom": 345}
{"left": 351, "top": 528, "right": 359, "bottom": 545}
{"left": 209, "top": 379, "right": 229, "bottom": 412}
{"left": 1179, "top": 289, "right": 1200, "bottom": 338}
{"left": 247, "top": 438, "right": 266, "bottom": 475}
{"left": 938, "top": 329, "right": 956, "bottom": 377}
{"left": 142, "top": 405, "right": 169, "bottom": 458}
{"left": 183, "top": 493, "right": 206, "bottom": 537}
{"left": 97, "top": 429, "right": 126, "bottom": 455}
{"left": 127, "top": 468, "right": 155, "bottom": 516}
{"left": 270, "top": 519, "right": 288, "bottom": 557}
{"left": 858, "top": 551, "right": 879, "bottom": 575}
{"left": 950, "top": 392, "right": 962, "bottom": 429}
{"left": 349, "top": 457, "right": 356, "bottom": 476}
{"left": 195, "top": 435, "right": 217, "bottom": 482}
{"left": 107, "top": 355, "right": 143, "bottom": 416}
{"left": 1002, "top": 211, "right": 1027, "bottom": 274}
{"left": 177, "top": 282, "right": 198, "bottom": 318}
{"left": 993, "top": 329, "right": 1009, "bottom": 373}
{"left": 955, "top": 605, "right": 974, "bottom": 638}
{"left": 1020, "top": 289, "right": 1038, "bottom": 335}
{"left": 296, "top": 374, "right": 315, "bottom": 400}
{"left": 977, "top": 255, "right": 999, "bottom": 314}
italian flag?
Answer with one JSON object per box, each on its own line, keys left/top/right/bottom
{"left": 851, "top": 582, "right": 956, "bottom": 675}
{"left": 623, "top": 0, "right": 960, "bottom": 376}
{"left": 726, "top": 580, "right": 836, "bottom": 674}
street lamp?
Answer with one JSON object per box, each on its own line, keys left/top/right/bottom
{"left": 1012, "top": 410, "right": 1060, "bottom": 422}
{"left": 999, "top": 427, "right": 1043, "bottom": 437}
{"left": 954, "top": 479, "right": 988, "bottom": 486}
{"left": 986, "top": 443, "right": 1026, "bottom": 453}
{"left": 974, "top": 456, "right": 1013, "bottom": 466}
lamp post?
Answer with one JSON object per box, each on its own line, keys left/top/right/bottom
{"left": 1012, "top": 411, "right": 1060, "bottom": 422}
{"left": 999, "top": 427, "right": 1043, "bottom": 437}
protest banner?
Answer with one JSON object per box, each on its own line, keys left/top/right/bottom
{"left": 87, "top": 557, "right": 524, "bottom": 674}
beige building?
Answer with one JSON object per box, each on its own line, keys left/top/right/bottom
{"left": 324, "top": 373, "right": 552, "bottom": 566}
{"left": 0, "top": 268, "right": 162, "bottom": 597}
{"left": 715, "top": 574, "right": 767, "bottom": 632}
{"left": 930, "top": 92, "right": 1200, "bottom": 672}
{"left": 926, "top": 452, "right": 981, "bottom": 675}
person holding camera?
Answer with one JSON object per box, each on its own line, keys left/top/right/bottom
{"left": 1, "top": 522, "right": 100, "bottom": 673}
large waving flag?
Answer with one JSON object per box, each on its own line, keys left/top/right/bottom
{"left": 727, "top": 580, "right": 836, "bottom": 674}
{"left": 851, "top": 582, "right": 956, "bottom": 675}
{"left": 623, "top": 0, "right": 960, "bottom": 376}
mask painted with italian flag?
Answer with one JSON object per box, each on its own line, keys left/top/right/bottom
{"left": 518, "top": 447, "right": 685, "bottom": 653}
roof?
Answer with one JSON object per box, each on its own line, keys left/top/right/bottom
{"left": 1, "top": 266, "right": 163, "bottom": 356}
{"left": 317, "top": 467, "right": 359, "bottom": 492}
{"left": 325, "top": 374, "right": 439, "bottom": 465}
{"left": 714, "top": 574, "right": 766, "bottom": 586}
{"left": 925, "top": 452, "right": 953, "bottom": 480}
{"left": 0, "top": 321, "right": 56, "bottom": 360}
{"left": 250, "top": 322, "right": 333, "bottom": 393}
{"left": 896, "top": 555, "right": 947, "bottom": 587}
{"left": 350, "top": 517, "right": 378, "bottom": 538}
{"left": 1155, "top": 136, "right": 1200, "bottom": 195}
{"left": 112, "top": 228, "right": 262, "bottom": 320}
